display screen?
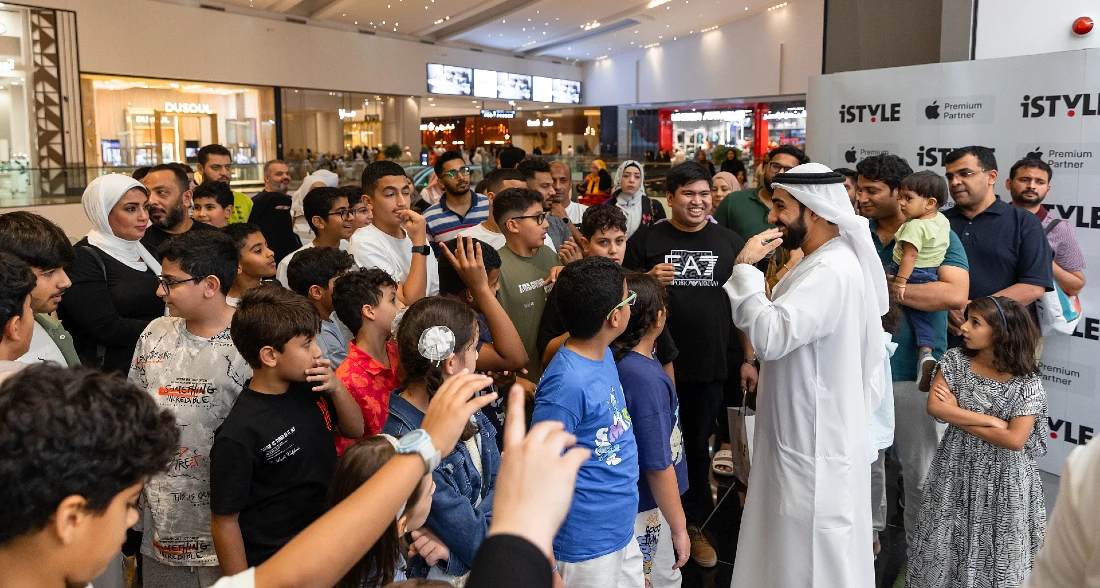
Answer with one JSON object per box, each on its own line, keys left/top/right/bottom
{"left": 426, "top": 63, "right": 473, "bottom": 96}
{"left": 473, "top": 69, "right": 497, "bottom": 98}
{"left": 495, "top": 72, "right": 532, "bottom": 100}
{"left": 532, "top": 76, "right": 553, "bottom": 103}
{"left": 552, "top": 79, "right": 582, "bottom": 104}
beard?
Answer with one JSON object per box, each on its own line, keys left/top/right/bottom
{"left": 151, "top": 203, "right": 185, "bottom": 230}
{"left": 1012, "top": 189, "right": 1043, "bottom": 206}
{"left": 776, "top": 214, "right": 808, "bottom": 250}
{"left": 444, "top": 181, "right": 469, "bottom": 197}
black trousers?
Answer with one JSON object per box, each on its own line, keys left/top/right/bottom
{"left": 676, "top": 379, "right": 727, "bottom": 526}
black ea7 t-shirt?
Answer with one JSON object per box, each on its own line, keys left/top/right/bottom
{"left": 209, "top": 381, "right": 338, "bottom": 566}
{"left": 624, "top": 222, "right": 745, "bottom": 383}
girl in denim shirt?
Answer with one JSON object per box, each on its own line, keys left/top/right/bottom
{"left": 382, "top": 296, "right": 501, "bottom": 584}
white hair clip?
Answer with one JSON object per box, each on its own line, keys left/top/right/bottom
{"left": 419, "top": 325, "right": 456, "bottom": 366}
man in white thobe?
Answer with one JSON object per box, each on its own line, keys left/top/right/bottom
{"left": 724, "top": 163, "right": 887, "bottom": 588}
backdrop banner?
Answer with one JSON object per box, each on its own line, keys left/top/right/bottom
{"left": 807, "top": 49, "right": 1100, "bottom": 475}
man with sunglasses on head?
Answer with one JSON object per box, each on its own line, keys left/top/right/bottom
{"left": 423, "top": 150, "right": 491, "bottom": 244}
{"left": 715, "top": 145, "right": 809, "bottom": 244}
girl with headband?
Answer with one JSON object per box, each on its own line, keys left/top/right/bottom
{"left": 908, "top": 295, "right": 1049, "bottom": 588}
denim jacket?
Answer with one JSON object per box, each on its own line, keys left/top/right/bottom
{"left": 382, "top": 388, "right": 500, "bottom": 577}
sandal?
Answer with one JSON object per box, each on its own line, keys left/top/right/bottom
{"left": 711, "top": 449, "right": 735, "bottom": 477}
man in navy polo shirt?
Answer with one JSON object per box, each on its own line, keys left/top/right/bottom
{"left": 857, "top": 153, "right": 970, "bottom": 550}
{"left": 942, "top": 146, "right": 1052, "bottom": 338}
{"left": 422, "top": 151, "right": 490, "bottom": 244}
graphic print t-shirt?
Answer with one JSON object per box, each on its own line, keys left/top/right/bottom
{"left": 616, "top": 351, "right": 688, "bottom": 513}
{"left": 128, "top": 317, "right": 251, "bottom": 565}
{"left": 532, "top": 347, "right": 639, "bottom": 563}
{"left": 497, "top": 245, "right": 561, "bottom": 382}
{"left": 624, "top": 222, "right": 745, "bottom": 382}
{"left": 209, "top": 382, "right": 339, "bottom": 567}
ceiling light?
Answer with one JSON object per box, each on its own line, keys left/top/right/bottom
{"left": 643, "top": 42, "right": 660, "bottom": 48}
{"left": 701, "top": 25, "right": 718, "bottom": 32}
{"left": 595, "top": 55, "right": 609, "bottom": 61}
{"left": 647, "top": 0, "right": 671, "bottom": 6}
{"left": 522, "top": 40, "right": 537, "bottom": 47}
{"left": 767, "top": 2, "right": 787, "bottom": 10}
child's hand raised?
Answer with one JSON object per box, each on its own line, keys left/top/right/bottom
{"left": 441, "top": 237, "right": 489, "bottom": 293}
{"left": 305, "top": 358, "right": 345, "bottom": 395}
{"left": 421, "top": 370, "right": 496, "bottom": 456}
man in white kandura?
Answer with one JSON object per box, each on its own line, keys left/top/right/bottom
{"left": 724, "top": 163, "right": 887, "bottom": 587}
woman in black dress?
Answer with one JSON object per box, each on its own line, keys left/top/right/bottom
{"left": 58, "top": 174, "right": 165, "bottom": 373}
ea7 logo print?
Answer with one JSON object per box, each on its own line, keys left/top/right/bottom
{"left": 916, "top": 146, "right": 996, "bottom": 168}
{"left": 1020, "top": 93, "right": 1100, "bottom": 117}
{"left": 837, "top": 103, "right": 901, "bottom": 123}
{"left": 665, "top": 250, "right": 718, "bottom": 287}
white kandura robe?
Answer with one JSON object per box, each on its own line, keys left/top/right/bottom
{"left": 724, "top": 237, "right": 875, "bottom": 588}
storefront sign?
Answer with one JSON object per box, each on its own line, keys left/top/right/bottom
{"left": 526, "top": 118, "right": 555, "bottom": 127}
{"left": 420, "top": 122, "right": 456, "bottom": 132}
{"left": 670, "top": 109, "right": 751, "bottom": 123}
{"left": 481, "top": 109, "right": 516, "bottom": 119}
{"left": 338, "top": 109, "right": 357, "bottom": 119}
{"left": 763, "top": 109, "right": 807, "bottom": 121}
{"left": 164, "top": 101, "right": 213, "bottom": 114}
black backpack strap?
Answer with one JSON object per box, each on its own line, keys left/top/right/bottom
{"left": 1044, "top": 217, "right": 1062, "bottom": 235}
{"left": 78, "top": 245, "right": 108, "bottom": 282}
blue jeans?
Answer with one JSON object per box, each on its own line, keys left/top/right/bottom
{"left": 888, "top": 261, "right": 939, "bottom": 350}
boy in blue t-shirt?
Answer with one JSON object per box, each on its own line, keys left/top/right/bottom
{"left": 531, "top": 256, "right": 643, "bottom": 588}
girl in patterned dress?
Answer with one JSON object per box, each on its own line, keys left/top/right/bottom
{"left": 907, "top": 296, "right": 1048, "bottom": 588}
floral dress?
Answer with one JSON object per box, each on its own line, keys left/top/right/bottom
{"left": 907, "top": 348, "right": 1049, "bottom": 588}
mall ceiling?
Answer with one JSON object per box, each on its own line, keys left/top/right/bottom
{"left": 198, "top": 0, "right": 787, "bottom": 61}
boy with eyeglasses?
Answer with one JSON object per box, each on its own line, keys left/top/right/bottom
{"left": 277, "top": 187, "right": 356, "bottom": 287}
{"left": 495, "top": 187, "right": 563, "bottom": 383}
{"left": 130, "top": 231, "right": 252, "bottom": 586}
{"left": 423, "top": 150, "right": 490, "bottom": 243}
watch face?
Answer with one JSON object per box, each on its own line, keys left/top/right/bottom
{"left": 399, "top": 429, "right": 427, "bottom": 449}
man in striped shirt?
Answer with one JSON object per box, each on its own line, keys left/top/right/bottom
{"left": 423, "top": 151, "right": 490, "bottom": 244}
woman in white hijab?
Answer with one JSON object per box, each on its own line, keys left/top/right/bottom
{"left": 612, "top": 160, "right": 666, "bottom": 238}
{"left": 291, "top": 169, "right": 340, "bottom": 237}
{"left": 57, "top": 174, "right": 166, "bottom": 374}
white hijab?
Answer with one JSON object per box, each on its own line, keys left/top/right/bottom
{"left": 772, "top": 162, "right": 888, "bottom": 415}
{"left": 291, "top": 169, "right": 339, "bottom": 216}
{"left": 613, "top": 160, "right": 646, "bottom": 237}
{"left": 82, "top": 174, "right": 161, "bottom": 274}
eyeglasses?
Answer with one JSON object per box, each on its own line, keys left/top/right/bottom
{"left": 944, "top": 169, "right": 986, "bottom": 181}
{"left": 158, "top": 275, "right": 206, "bottom": 292}
{"left": 768, "top": 162, "right": 795, "bottom": 174}
{"left": 511, "top": 212, "right": 548, "bottom": 225}
{"left": 442, "top": 167, "right": 471, "bottom": 179}
{"left": 606, "top": 289, "right": 637, "bottom": 320}
{"left": 327, "top": 208, "right": 355, "bottom": 220}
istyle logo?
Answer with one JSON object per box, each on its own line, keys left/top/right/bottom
{"left": 916, "top": 146, "right": 995, "bottom": 168}
{"left": 1044, "top": 204, "right": 1100, "bottom": 231}
{"left": 1048, "top": 418, "right": 1095, "bottom": 444}
{"left": 1020, "top": 93, "right": 1100, "bottom": 117}
{"left": 1015, "top": 143, "right": 1099, "bottom": 172}
{"left": 916, "top": 96, "right": 995, "bottom": 125}
{"left": 836, "top": 144, "right": 899, "bottom": 166}
{"left": 837, "top": 103, "right": 901, "bottom": 123}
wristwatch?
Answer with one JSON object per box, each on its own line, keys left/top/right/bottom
{"left": 395, "top": 429, "right": 441, "bottom": 474}
{"left": 744, "top": 358, "right": 760, "bottom": 370}
{"left": 411, "top": 245, "right": 432, "bottom": 256}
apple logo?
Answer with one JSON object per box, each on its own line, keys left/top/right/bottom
{"left": 845, "top": 147, "right": 857, "bottom": 164}
{"left": 925, "top": 101, "right": 940, "bottom": 120}
{"left": 1027, "top": 147, "right": 1044, "bottom": 161}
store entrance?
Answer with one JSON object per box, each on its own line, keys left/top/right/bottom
{"left": 154, "top": 111, "right": 218, "bottom": 165}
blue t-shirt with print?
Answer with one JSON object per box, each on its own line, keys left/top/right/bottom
{"left": 616, "top": 350, "right": 688, "bottom": 513}
{"left": 532, "top": 346, "right": 639, "bottom": 563}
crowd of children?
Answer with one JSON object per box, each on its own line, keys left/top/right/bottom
{"left": 0, "top": 149, "right": 1063, "bottom": 588}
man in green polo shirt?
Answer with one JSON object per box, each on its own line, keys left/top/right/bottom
{"left": 198, "top": 144, "right": 253, "bottom": 223}
{"left": 714, "top": 145, "right": 809, "bottom": 242}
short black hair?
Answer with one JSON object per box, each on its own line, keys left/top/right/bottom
{"left": 0, "top": 252, "right": 35, "bottom": 331}
{"left": 492, "top": 187, "right": 543, "bottom": 227}
{"left": 303, "top": 186, "right": 348, "bottom": 234}
{"left": 581, "top": 204, "right": 628, "bottom": 240}
{"left": 157, "top": 231, "right": 240, "bottom": 296}
{"left": 0, "top": 364, "right": 179, "bottom": 543}
{"left": 221, "top": 222, "right": 263, "bottom": 252}
{"left": 197, "top": 144, "right": 232, "bottom": 166}
{"left": 899, "top": 171, "right": 951, "bottom": 207}
{"left": 766, "top": 145, "right": 810, "bottom": 166}
{"left": 147, "top": 163, "right": 191, "bottom": 195}
{"left": 286, "top": 246, "right": 355, "bottom": 297}
{"left": 856, "top": 153, "right": 914, "bottom": 191}
{"left": 192, "top": 179, "right": 234, "bottom": 208}
{"left": 232, "top": 285, "right": 321, "bottom": 368}
{"left": 553, "top": 256, "right": 625, "bottom": 339}
{"left": 1010, "top": 157, "right": 1053, "bottom": 182}
{"left": 498, "top": 146, "right": 526, "bottom": 170}
{"left": 517, "top": 157, "right": 551, "bottom": 181}
{"left": 332, "top": 268, "right": 398, "bottom": 334}
{"left": 0, "top": 211, "right": 75, "bottom": 269}
{"left": 340, "top": 184, "right": 365, "bottom": 205}
{"left": 834, "top": 167, "right": 858, "bottom": 182}
{"left": 434, "top": 150, "right": 465, "bottom": 177}
{"left": 665, "top": 161, "right": 712, "bottom": 195}
{"left": 437, "top": 238, "right": 502, "bottom": 297}
{"left": 132, "top": 166, "right": 152, "bottom": 182}
{"left": 362, "top": 160, "right": 408, "bottom": 196}
{"left": 944, "top": 145, "right": 998, "bottom": 172}
{"left": 484, "top": 168, "right": 526, "bottom": 195}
